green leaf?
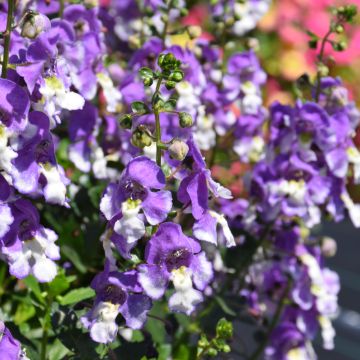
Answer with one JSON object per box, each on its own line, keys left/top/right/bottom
{"left": 23, "top": 276, "right": 46, "bottom": 305}
{"left": 214, "top": 296, "right": 236, "bottom": 317}
{"left": 131, "top": 101, "right": 149, "bottom": 114}
{"left": 58, "top": 287, "right": 95, "bottom": 306}
{"left": 48, "top": 339, "right": 71, "bottom": 360}
{"left": 14, "top": 303, "right": 36, "bottom": 325}
{"left": 61, "top": 245, "right": 87, "bottom": 274}
{"left": 163, "top": 98, "right": 177, "bottom": 111}
{"left": 48, "top": 271, "right": 71, "bottom": 297}
{"left": 158, "top": 344, "right": 172, "bottom": 360}
{"left": 88, "top": 183, "right": 107, "bottom": 208}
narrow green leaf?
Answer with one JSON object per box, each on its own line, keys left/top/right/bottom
{"left": 23, "top": 276, "right": 46, "bottom": 305}
{"left": 58, "top": 287, "right": 95, "bottom": 306}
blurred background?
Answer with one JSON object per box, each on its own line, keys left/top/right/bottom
{"left": 184, "top": 1, "right": 360, "bottom": 359}
{"left": 258, "top": 2, "right": 360, "bottom": 359}
{"left": 257, "top": 1, "right": 360, "bottom": 359}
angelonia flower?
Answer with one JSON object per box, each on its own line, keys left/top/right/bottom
{"left": 0, "top": 322, "right": 29, "bottom": 360}
{"left": 211, "top": 0, "right": 272, "bottom": 36}
{"left": 0, "top": 1, "right": 116, "bottom": 282}
{"left": 0, "top": 1, "right": 359, "bottom": 359}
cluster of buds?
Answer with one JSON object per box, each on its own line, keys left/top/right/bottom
{"left": 197, "top": 318, "right": 233, "bottom": 358}
{"left": 119, "top": 53, "right": 192, "bottom": 155}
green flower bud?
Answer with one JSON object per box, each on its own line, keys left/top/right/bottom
{"left": 169, "top": 70, "right": 184, "bottom": 82}
{"left": 119, "top": 114, "right": 132, "bottom": 129}
{"left": 335, "top": 24, "right": 344, "bottom": 34}
{"left": 131, "top": 125, "right": 153, "bottom": 148}
{"left": 157, "top": 54, "right": 166, "bottom": 67}
{"left": 168, "top": 139, "right": 189, "bottom": 161}
{"left": 179, "top": 112, "right": 193, "bottom": 128}
{"left": 332, "top": 40, "right": 347, "bottom": 51}
{"left": 143, "top": 77, "right": 153, "bottom": 87}
{"left": 317, "top": 63, "right": 329, "bottom": 77}
{"left": 207, "top": 348, "right": 218, "bottom": 357}
{"left": 152, "top": 93, "right": 165, "bottom": 111}
{"left": 222, "top": 344, "right": 231, "bottom": 353}
{"left": 165, "top": 80, "right": 176, "bottom": 90}
{"left": 216, "top": 318, "right": 233, "bottom": 340}
{"left": 198, "top": 334, "right": 209, "bottom": 348}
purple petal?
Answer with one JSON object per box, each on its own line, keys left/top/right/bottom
{"left": 119, "top": 294, "right": 152, "bottom": 329}
{"left": 126, "top": 156, "right": 166, "bottom": 189}
{"left": 138, "top": 264, "right": 169, "bottom": 300}
{"left": 142, "top": 190, "right": 172, "bottom": 225}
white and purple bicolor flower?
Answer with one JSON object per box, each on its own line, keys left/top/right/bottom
{"left": 100, "top": 156, "right": 172, "bottom": 255}
{"left": 10, "top": 111, "right": 69, "bottom": 206}
{"left": 81, "top": 264, "right": 152, "bottom": 344}
{"left": 138, "top": 222, "right": 213, "bottom": 315}
{"left": 0, "top": 199, "right": 60, "bottom": 283}
{"left": 176, "top": 140, "right": 235, "bottom": 247}
{"left": 0, "top": 321, "right": 29, "bottom": 360}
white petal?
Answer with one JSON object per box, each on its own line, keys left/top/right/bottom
{"left": 114, "top": 216, "right": 145, "bottom": 244}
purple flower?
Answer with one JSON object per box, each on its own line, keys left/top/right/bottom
{"left": 0, "top": 322, "right": 28, "bottom": 360}
{"left": 177, "top": 139, "right": 232, "bottom": 220}
{"left": 0, "top": 79, "right": 30, "bottom": 131}
{"left": 68, "top": 101, "right": 98, "bottom": 173}
{"left": 138, "top": 222, "right": 213, "bottom": 314}
{"left": 100, "top": 156, "right": 172, "bottom": 249}
{"left": 82, "top": 265, "right": 151, "bottom": 343}
{"left": 1, "top": 199, "right": 59, "bottom": 282}
{"left": 10, "top": 111, "right": 68, "bottom": 206}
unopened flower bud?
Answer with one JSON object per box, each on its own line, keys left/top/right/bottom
{"left": 216, "top": 318, "right": 233, "bottom": 339}
{"left": 187, "top": 25, "right": 202, "bottom": 39}
{"left": 165, "top": 80, "right": 176, "bottom": 90}
{"left": 207, "top": 348, "right": 218, "bottom": 357}
{"left": 21, "top": 12, "right": 51, "bottom": 39}
{"left": 178, "top": 112, "right": 193, "bottom": 128}
{"left": 317, "top": 63, "right": 329, "bottom": 77}
{"left": 169, "top": 70, "right": 184, "bottom": 82}
{"left": 131, "top": 125, "right": 153, "bottom": 148}
{"left": 168, "top": 139, "right": 189, "bottom": 161}
{"left": 119, "top": 114, "right": 132, "bottom": 129}
{"left": 321, "top": 237, "right": 337, "bottom": 257}
{"left": 143, "top": 77, "right": 153, "bottom": 87}
{"left": 335, "top": 24, "right": 344, "bottom": 34}
{"left": 335, "top": 40, "right": 347, "bottom": 51}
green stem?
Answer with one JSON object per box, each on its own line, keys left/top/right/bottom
{"left": 248, "top": 279, "right": 292, "bottom": 360}
{"left": 161, "top": 0, "right": 174, "bottom": 42}
{"left": 154, "top": 76, "right": 163, "bottom": 166}
{"left": 1, "top": 0, "right": 15, "bottom": 79}
{"left": 155, "top": 111, "right": 161, "bottom": 165}
{"left": 40, "top": 295, "right": 52, "bottom": 360}
{"left": 314, "top": 28, "right": 334, "bottom": 102}
{"left": 59, "top": 0, "right": 65, "bottom": 18}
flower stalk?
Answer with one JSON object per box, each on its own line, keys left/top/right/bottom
{"left": 1, "top": 0, "right": 15, "bottom": 78}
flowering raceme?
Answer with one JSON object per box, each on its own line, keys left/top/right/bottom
{"left": 0, "top": 1, "right": 359, "bottom": 359}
